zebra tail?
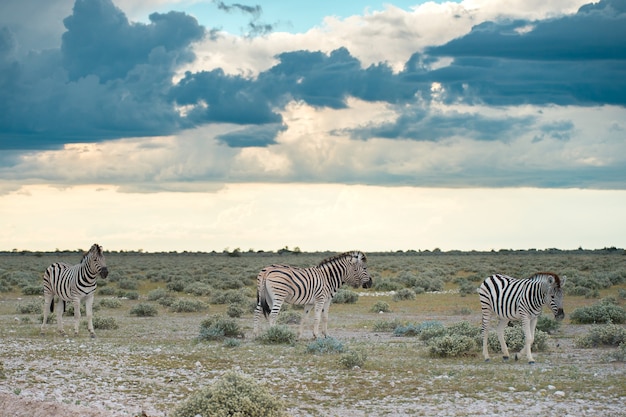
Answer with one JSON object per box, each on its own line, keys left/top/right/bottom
{"left": 257, "top": 282, "right": 271, "bottom": 318}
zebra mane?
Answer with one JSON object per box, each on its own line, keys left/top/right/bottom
{"left": 318, "top": 251, "right": 366, "bottom": 267}
{"left": 529, "top": 272, "right": 561, "bottom": 288}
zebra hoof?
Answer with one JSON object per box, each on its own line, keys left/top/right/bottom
{"left": 528, "top": 361, "right": 535, "bottom": 365}
{"left": 90, "top": 333, "right": 96, "bottom": 339}
{"left": 502, "top": 356, "right": 509, "bottom": 361}
{"left": 514, "top": 353, "right": 519, "bottom": 361}
{"left": 484, "top": 358, "right": 491, "bottom": 362}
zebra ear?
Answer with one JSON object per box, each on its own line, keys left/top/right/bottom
{"left": 561, "top": 275, "right": 566, "bottom": 286}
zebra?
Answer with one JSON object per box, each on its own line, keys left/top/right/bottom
{"left": 41, "top": 243, "right": 109, "bottom": 338}
{"left": 253, "top": 251, "right": 372, "bottom": 339}
{"left": 479, "top": 272, "right": 565, "bottom": 364}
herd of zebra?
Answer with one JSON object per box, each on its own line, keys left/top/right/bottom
{"left": 39, "top": 244, "right": 566, "bottom": 363}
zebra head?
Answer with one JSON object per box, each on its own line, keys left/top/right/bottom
{"left": 545, "top": 273, "right": 565, "bottom": 320}
{"left": 348, "top": 251, "right": 372, "bottom": 289}
{"left": 86, "top": 243, "right": 109, "bottom": 279}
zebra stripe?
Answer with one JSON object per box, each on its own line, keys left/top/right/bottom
{"left": 253, "top": 251, "right": 372, "bottom": 339}
{"left": 479, "top": 272, "right": 565, "bottom": 364}
{"left": 41, "top": 243, "right": 109, "bottom": 338}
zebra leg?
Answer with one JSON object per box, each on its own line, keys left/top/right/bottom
{"left": 481, "top": 311, "right": 491, "bottom": 361}
{"left": 55, "top": 298, "right": 67, "bottom": 336}
{"left": 253, "top": 304, "right": 262, "bottom": 337}
{"left": 299, "top": 304, "right": 313, "bottom": 339}
{"left": 519, "top": 316, "right": 536, "bottom": 364}
{"left": 320, "top": 299, "right": 332, "bottom": 337}
{"left": 496, "top": 318, "right": 510, "bottom": 360}
{"left": 41, "top": 293, "right": 53, "bottom": 335}
{"left": 85, "top": 293, "right": 95, "bottom": 338}
{"left": 312, "top": 301, "right": 324, "bottom": 339}
{"left": 72, "top": 298, "right": 82, "bottom": 336}
{"left": 268, "top": 299, "right": 285, "bottom": 328}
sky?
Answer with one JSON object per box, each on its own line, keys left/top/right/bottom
{"left": 0, "top": 0, "right": 625, "bottom": 253}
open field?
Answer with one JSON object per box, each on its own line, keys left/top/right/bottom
{"left": 1, "top": 249, "right": 625, "bottom": 416}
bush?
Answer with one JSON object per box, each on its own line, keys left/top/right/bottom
{"left": 338, "top": 350, "right": 367, "bottom": 369}
{"left": 276, "top": 310, "right": 301, "bottom": 325}
{"left": 536, "top": 315, "right": 561, "bottom": 334}
{"left": 92, "top": 316, "right": 119, "bottom": 330}
{"left": 570, "top": 299, "right": 626, "bottom": 324}
{"left": 392, "top": 288, "right": 416, "bottom": 301}
{"left": 226, "top": 303, "right": 245, "bottom": 318}
{"left": 183, "top": 282, "right": 212, "bottom": 296}
{"left": 306, "top": 337, "right": 344, "bottom": 354}
{"left": 147, "top": 287, "right": 168, "bottom": 301}
{"left": 99, "top": 298, "right": 122, "bottom": 309}
{"left": 446, "top": 321, "right": 481, "bottom": 338}
{"left": 130, "top": 303, "right": 158, "bottom": 317}
{"left": 16, "top": 300, "right": 42, "bottom": 314}
{"left": 119, "top": 291, "right": 139, "bottom": 300}
{"left": 332, "top": 289, "right": 359, "bottom": 304}
{"left": 487, "top": 326, "right": 548, "bottom": 353}
{"left": 370, "top": 301, "right": 391, "bottom": 313}
{"left": 428, "top": 335, "right": 476, "bottom": 358}
{"left": 118, "top": 279, "right": 138, "bottom": 290}
{"left": 21, "top": 285, "right": 42, "bottom": 296}
{"left": 393, "top": 321, "right": 444, "bottom": 338}
{"left": 170, "top": 371, "right": 286, "bottom": 417}
{"left": 457, "top": 279, "right": 477, "bottom": 297}
{"left": 257, "top": 325, "right": 297, "bottom": 345}
{"left": 607, "top": 342, "right": 626, "bottom": 362}
{"left": 210, "top": 289, "right": 249, "bottom": 305}
{"left": 98, "top": 286, "right": 117, "bottom": 296}
{"left": 372, "top": 279, "right": 402, "bottom": 291}
{"left": 574, "top": 323, "right": 626, "bottom": 348}
{"left": 198, "top": 314, "right": 244, "bottom": 341}
{"left": 372, "top": 317, "right": 404, "bottom": 332}
{"left": 166, "top": 280, "right": 186, "bottom": 293}
{"left": 223, "top": 338, "right": 242, "bottom": 348}
{"left": 169, "top": 298, "right": 207, "bottom": 313}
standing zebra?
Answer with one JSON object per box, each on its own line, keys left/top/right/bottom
{"left": 41, "top": 243, "right": 109, "bottom": 338}
{"left": 479, "top": 272, "right": 565, "bottom": 364}
{"left": 254, "top": 251, "right": 372, "bottom": 339}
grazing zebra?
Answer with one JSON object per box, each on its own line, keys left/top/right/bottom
{"left": 254, "top": 251, "right": 372, "bottom": 339}
{"left": 41, "top": 243, "right": 109, "bottom": 338}
{"left": 479, "top": 272, "right": 565, "bottom": 364}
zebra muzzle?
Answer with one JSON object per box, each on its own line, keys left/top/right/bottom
{"left": 555, "top": 308, "right": 564, "bottom": 320}
{"left": 100, "top": 267, "right": 109, "bottom": 279}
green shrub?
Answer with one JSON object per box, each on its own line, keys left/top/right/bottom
{"left": 428, "top": 335, "right": 476, "bottom": 358}
{"left": 393, "top": 321, "right": 444, "bottom": 338}
{"left": 167, "top": 280, "right": 186, "bottom": 292}
{"left": 130, "top": 303, "right": 158, "bottom": 317}
{"left": 210, "top": 289, "right": 248, "bottom": 305}
{"left": 487, "top": 326, "right": 548, "bottom": 353}
{"left": 574, "top": 323, "right": 626, "bottom": 348}
{"left": 306, "top": 337, "right": 344, "bottom": 354}
{"left": 372, "top": 317, "right": 404, "bottom": 332}
{"left": 99, "top": 298, "right": 122, "bottom": 309}
{"left": 276, "top": 310, "right": 301, "bottom": 325}
{"left": 98, "top": 286, "right": 117, "bottom": 296}
{"left": 370, "top": 301, "right": 391, "bottom": 313}
{"left": 570, "top": 299, "right": 626, "bottom": 324}
{"left": 457, "top": 279, "right": 477, "bottom": 297}
{"left": 607, "top": 342, "right": 626, "bottom": 362}
{"left": 338, "top": 349, "right": 367, "bottom": 369}
{"left": 257, "top": 325, "right": 297, "bottom": 345}
{"left": 118, "top": 279, "right": 138, "bottom": 290}
{"left": 119, "top": 291, "right": 139, "bottom": 300}
{"left": 21, "top": 285, "right": 42, "bottom": 296}
{"left": 372, "top": 279, "right": 402, "bottom": 291}
{"left": 169, "top": 298, "right": 207, "bottom": 313}
{"left": 223, "top": 338, "right": 242, "bottom": 348}
{"left": 332, "top": 289, "right": 359, "bottom": 304}
{"left": 198, "top": 314, "right": 244, "bottom": 341}
{"left": 392, "top": 288, "right": 416, "bottom": 301}
{"left": 226, "top": 303, "right": 245, "bottom": 318}
{"left": 418, "top": 322, "right": 447, "bottom": 342}
{"left": 92, "top": 316, "right": 119, "bottom": 330}
{"left": 170, "top": 371, "right": 286, "bottom": 417}
{"left": 536, "top": 315, "right": 561, "bottom": 333}
{"left": 184, "top": 282, "right": 212, "bottom": 296}
{"left": 147, "top": 287, "right": 168, "bottom": 301}
{"left": 446, "top": 321, "right": 481, "bottom": 338}
{"left": 16, "top": 300, "right": 42, "bottom": 314}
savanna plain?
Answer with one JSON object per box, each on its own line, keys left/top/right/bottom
{"left": 1, "top": 249, "right": 625, "bottom": 416}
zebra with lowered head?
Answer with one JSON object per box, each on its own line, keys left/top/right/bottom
{"left": 41, "top": 243, "right": 109, "bottom": 338}
{"left": 254, "top": 250, "right": 372, "bottom": 339}
{"left": 479, "top": 272, "right": 565, "bottom": 364}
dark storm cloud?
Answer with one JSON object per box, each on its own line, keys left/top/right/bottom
{"left": 216, "top": 123, "right": 286, "bottom": 147}
{"left": 421, "top": 0, "right": 626, "bottom": 106}
{"left": 212, "top": 1, "right": 276, "bottom": 37}
{"left": 1, "top": 0, "right": 625, "bottom": 151}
